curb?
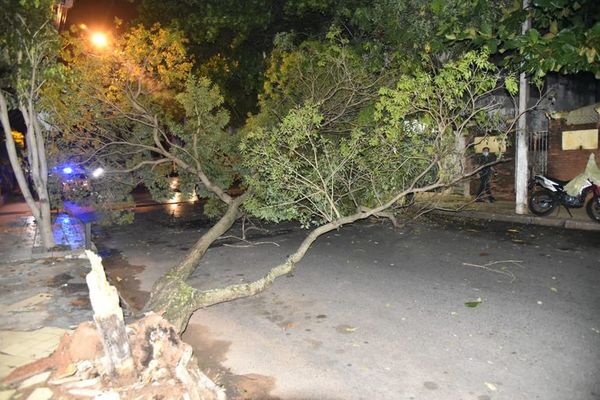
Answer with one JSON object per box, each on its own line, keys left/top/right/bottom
{"left": 434, "top": 210, "right": 600, "bottom": 231}
{"left": 3, "top": 242, "right": 97, "bottom": 264}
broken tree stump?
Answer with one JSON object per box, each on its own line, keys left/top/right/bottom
{"left": 85, "top": 250, "right": 136, "bottom": 380}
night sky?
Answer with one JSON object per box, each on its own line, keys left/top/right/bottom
{"left": 65, "top": 0, "right": 138, "bottom": 32}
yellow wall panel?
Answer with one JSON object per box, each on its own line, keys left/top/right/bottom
{"left": 473, "top": 136, "right": 506, "bottom": 154}
{"left": 562, "top": 129, "right": 598, "bottom": 150}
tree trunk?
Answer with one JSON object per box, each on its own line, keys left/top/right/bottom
{"left": 147, "top": 210, "right": 369, "bottom": 333}
{"left": 38, "top": 197, "right": 55, "bottom": 250}
{"left": 143, "top": 194, "right": 247, "bottom": 328}
{"left": 0, "top": 93, "right": 55, "bottom": 249}
{"left": 149, "top": 188, "right": 428, "bottom": 333}
{"left": 146, "top": 175, "right": 448, "bottom": 333}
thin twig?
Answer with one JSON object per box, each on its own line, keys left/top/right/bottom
{"left": 462, "top": 260, "right": 523, "bottom": 282}
{"left": 219, "top": 236, "right": 281, "bottom": 248}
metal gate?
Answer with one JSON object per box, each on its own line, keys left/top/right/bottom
{"left": 528, "top": 131, "right": 548, "bottom": 177}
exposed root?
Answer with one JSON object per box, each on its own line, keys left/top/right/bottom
{"left": 2, "top": 314, "right": 227, "bottom": 400}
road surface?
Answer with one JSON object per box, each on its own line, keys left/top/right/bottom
{"left": 97, "top": 202, "right": 600, "bottom": 400}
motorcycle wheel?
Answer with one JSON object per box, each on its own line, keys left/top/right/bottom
{"left": 586, "top": 198, "right": 600, "bottom": 223}
{"left": 528, "top": 190, "right": 556, "bottom": 216}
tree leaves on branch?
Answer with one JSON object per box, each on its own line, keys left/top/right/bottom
{"left": 444, "top": 0, "right": 600, "bottom": 79}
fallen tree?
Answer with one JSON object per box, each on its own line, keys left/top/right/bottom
{"left": 146, "top": 49, "right": 517, "bottom": 331}
{"left": 55, "top": 24, "right": 516, "bottom": 332}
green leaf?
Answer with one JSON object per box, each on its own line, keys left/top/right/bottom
{"left": 584, "top": 47, "right": 597, "bottom": 64}
{"left": 528, "top": 29, "right": 540, "bottom": 44}
{"left": 431, "top": 0, "right": 444, "bottom": 14}
{"left": 505, "top": 75, "right": 518, "bottom": 95}
{"left": 485, "top": 39, "right": 498, "bottom": 53}
{"left": 464, "top": 297, "right": 483, "bottom": 308}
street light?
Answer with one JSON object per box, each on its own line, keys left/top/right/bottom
{"left": 90, "top": 31, "right": 109, "bottom": 49}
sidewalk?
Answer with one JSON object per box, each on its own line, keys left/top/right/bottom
{"left": 0, "top": 198, "right": 92, "bottom": 397}
{"left": 0, "top": 199, "right": 87, "bottom": 263}
{"left": 432, "top": 198, "right": 600, "bottom": 231}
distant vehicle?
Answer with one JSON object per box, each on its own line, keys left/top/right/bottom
{"left": 62, "top": 173, "right": 91, "bottom": 195}
{"left": 56, "top": 165, "right": 92, "bottom": 198}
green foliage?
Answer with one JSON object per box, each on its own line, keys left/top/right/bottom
{"left": 49, "top": 25, "right": 238, "bottom": 222}
{"left": 137, "top": 0, "right": 490, "bottom": 123}
{"left": 243, "top": 50, "right": 512, "bottom": 227}
{"left": 252, "top": 36, "right": 388, "bottom": 137}
{"left": 0, "top": 0, "right": 59, "bottom": 104}
{"left": 0, "top": 0, "right": 65, "bottom": 210}
{"left": 377, "top": 50, "right": 512, "bottom": 182}
{"left": 137, "top": 0, "right": 284, "bottom": 123}
{"left": 242, "top": 101, "right": 431, "bottom": 227}
{"left": 376, "top": 50, "right": 512, "bottom": 126}
{"left": 446, "top": 0, "right": 600, "bottom": 78}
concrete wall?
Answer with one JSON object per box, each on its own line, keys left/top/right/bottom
{"left": 527, "top": 72, "right": 599, "bottom": 133}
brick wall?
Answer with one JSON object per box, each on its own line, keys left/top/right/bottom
{"left": 547, "top": 119, "right": 600, "bottom": 180}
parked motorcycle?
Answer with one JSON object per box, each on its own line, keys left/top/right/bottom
{"left": 528, "top": 175, "right": 600, "bottom": 222}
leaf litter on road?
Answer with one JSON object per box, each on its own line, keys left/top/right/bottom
{"left": 485, "top": 382, "right": 497, "bottom": 391}
{"left": 464, "top": 297, "right": 482, "bottom": 308}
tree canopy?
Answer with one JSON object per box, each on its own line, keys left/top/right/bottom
{"left": 136, "top": 0, "right": 503, "bottom": 124}
{"left": 445, "top": 0, "right": 600, "bottom": 79}
{"left": 48, "top": 24, "right": 239, "bottom": 222}
{"left": 243, "top": 49, "right": 515, "bottom": 228}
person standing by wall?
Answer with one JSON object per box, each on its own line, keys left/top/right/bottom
{"left": 476, "top": 147, "right": 497, "bottom": 202}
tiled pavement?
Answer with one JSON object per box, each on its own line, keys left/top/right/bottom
{"left": 0, "top": 199, "right": 91, "bottom": 397}
{"left": 0, "top": 327, "right": 67, "bottom": 380}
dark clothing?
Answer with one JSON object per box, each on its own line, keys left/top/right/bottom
{"left": 477, "top": 173, "right": 493, "bottom": 200}
{"left": 476, "top": 153, "right": 496, "bottom": 201}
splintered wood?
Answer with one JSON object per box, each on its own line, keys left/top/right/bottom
{"left": 3, "top": 251, "right": 227, "bottom": 399}
{"left": 85, "top": 250, "right": 135, "bottom": 379}
{"left": 3, "top": 314, "right": 227, "bottom": 399}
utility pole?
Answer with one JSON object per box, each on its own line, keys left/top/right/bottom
{"left": 515, "top": 0, "right": 531, "bottom": 215}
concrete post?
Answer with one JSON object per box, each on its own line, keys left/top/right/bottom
{"left": 515, "top": 0, "right": 531, "bottom": 215}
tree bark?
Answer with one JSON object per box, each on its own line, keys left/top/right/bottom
{"left": 0, "top": 93, "right": 55, "bottom": 249}
{"left": 143, "top": 151, "right": 461, "bottom": 332}
{"left": 143, "top": 193, "right": 247, "bottom": 329}
{"left": 146, "top": 210, "right": 367, "bottom": 333}
{"left": 148, "top": 178, "right": 445, "bottom": 333}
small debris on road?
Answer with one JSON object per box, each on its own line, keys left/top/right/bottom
{"left": 464, "top": 297, "right": 483, "bottom": 308}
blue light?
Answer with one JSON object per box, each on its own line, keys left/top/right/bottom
{"left": 62, "top": 167, "right": 73, "bottom": 174}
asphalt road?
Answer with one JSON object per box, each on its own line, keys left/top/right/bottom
{"left": 98, "top": 202, "right": 600, "bottom": 400}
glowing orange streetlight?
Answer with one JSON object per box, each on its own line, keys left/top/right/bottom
{"left": 90, "top": 31, "right": 109, "bottom": 49}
